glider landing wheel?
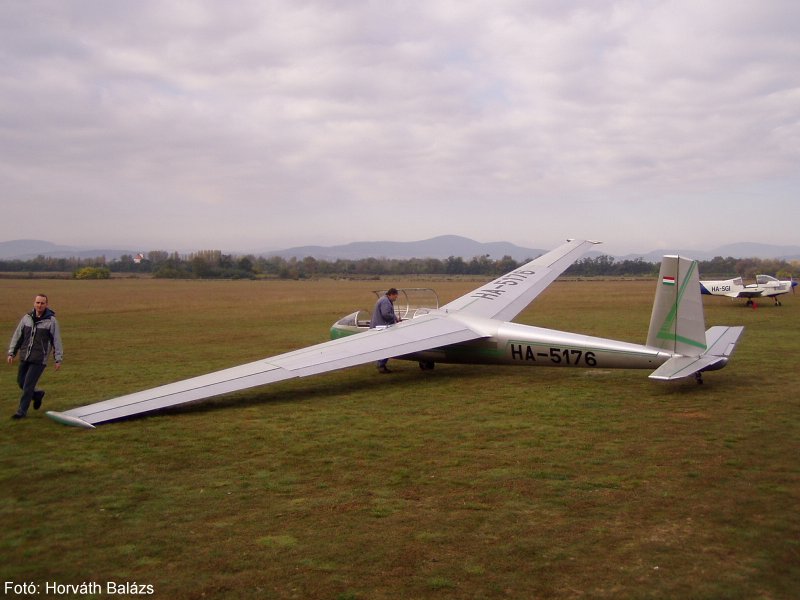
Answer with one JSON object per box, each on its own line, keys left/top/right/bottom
{"left": 695, "top": 372, "right": 704, "bottom": 385}
{"left": 419, "top": 361, "right": 435, "bottom": 371}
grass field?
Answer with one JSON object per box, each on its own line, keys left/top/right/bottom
{"left": 1, "top": 277, "right": 798, "bottom": 599}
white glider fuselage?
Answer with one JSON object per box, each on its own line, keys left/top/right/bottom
{"left": 332, "top": 312, "right": 672, "bottom": 371}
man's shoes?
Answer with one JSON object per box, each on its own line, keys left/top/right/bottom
{"left": 11, "top": 413, "right": 25, "bottom": 420}
{"left": 377, "top": 366, "right": 392, "bottom": 374}
{"left": 33, "top": 390, "right": 45, "bottom": 410}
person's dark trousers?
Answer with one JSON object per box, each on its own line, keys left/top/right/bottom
{"left": 15, "top": 361, "right": 46, "bottom": 416}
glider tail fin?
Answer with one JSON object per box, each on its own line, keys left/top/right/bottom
{"left": 646, "top": 255, "right": 707, "bottom": 357}
{"left": 646, "top": 255, "right": 745, "bottom": 381}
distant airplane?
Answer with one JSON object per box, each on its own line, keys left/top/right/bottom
{"left": 700, "top": 274, "right": 797, "bottom": 306}
{"left": 47, "top": 240, "right": 744, "bottom": 429}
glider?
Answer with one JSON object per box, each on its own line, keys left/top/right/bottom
{"left": 700, "top": 274, "right": 797, "bottom": 306}
{"left": 47, "top": 239, "right": 744, "bottom": 429}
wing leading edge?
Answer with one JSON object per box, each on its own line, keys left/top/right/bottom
{"left": 441, "top": 239, "right": 600, "bottom": 321}
{"left": 47, "top": 313, "right": 484, "bottom": 427}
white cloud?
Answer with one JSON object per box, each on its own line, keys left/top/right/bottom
{"left": 1, "top": 0, "right": 798, "bottom": 253}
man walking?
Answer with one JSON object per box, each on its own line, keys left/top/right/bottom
{"left": 7, "top": 294, "right": 63, "bottom": 419}
{"left": 369, "top": 288, "right": 399, "bottom": 373}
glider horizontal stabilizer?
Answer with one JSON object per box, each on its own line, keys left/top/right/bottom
{"left": 648, "top": 325, "right": 744, "bottom": 381}
{"left": 648, "top": 354, "right": 727, "bottom": 380}
{"left": 704, "top": 325, "right": 745, "bottom": 357}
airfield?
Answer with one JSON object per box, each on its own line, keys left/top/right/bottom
{"left": 1, "top": 276, "right": 798, "bottom": 599}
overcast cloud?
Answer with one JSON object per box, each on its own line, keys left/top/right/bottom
{"left": 1, "top": 0, "right": 798, "bottom": 255}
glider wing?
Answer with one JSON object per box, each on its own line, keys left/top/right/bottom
{"left": 441, "top": 239, "right": 599, "bottom": 321}
{"left": 47, "top": 313, "right": 484, "bottom": 428}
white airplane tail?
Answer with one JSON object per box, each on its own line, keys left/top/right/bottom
{"left": 647, "top": 256, "right": 707, "bottom": 356}
{"left": 647, "top": 255, "right": 744, "bottom": 381}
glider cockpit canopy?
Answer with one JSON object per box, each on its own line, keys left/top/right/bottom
{"left": 374, "top": 287, "right": 440, "bottom": 320}
{"left": 333, "top": 288, "right": 440, "bottom": 332}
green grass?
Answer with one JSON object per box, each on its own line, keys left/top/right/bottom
{"left": 1, "top": 278, "right": 798, "bottom": 599}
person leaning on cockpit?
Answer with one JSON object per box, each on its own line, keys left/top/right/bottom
{"left": 369, "top": 288, "right": 399, "bottom": 373}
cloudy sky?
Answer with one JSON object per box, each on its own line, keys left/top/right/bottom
{"left": 1, "top": 0, "right": 798, "bottom": 255}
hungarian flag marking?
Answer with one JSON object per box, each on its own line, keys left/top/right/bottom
{"left": 662, "top": 276, "right": 676, "bottom": 286}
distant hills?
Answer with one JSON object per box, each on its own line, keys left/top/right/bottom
{"left": 0, "top": 239, "right": 137, "bottom": 261}
{"left": 259, "top": 235, "right": 546, "bottom": 261}
{"left": 1, "top": 236, "right": 799, "bottom": 262}
{"left": 616, "top": 243, "right": 800, "bottom": 263}
{"left": 259, "top": 237, "right": 800, "bottom": 262}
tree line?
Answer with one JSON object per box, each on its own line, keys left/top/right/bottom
{"left": 0, "top": 251, "right": 796, "bottom": 280}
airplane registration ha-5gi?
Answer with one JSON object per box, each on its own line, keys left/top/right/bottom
{"left": 47, "top": 240, "right": 744, "bottom": 429}
{"left": 700, "top": 274, "right": 797, "bottom": 306}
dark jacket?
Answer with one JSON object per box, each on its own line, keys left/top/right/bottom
{"left": 8, "top": 308, "right": 63, "bottom": 365}
{"left": 370, "top": 295, "right": 397, "bottom": 328}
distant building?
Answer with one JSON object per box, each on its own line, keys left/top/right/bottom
{"left": 133, "top": 253, "right": 145, "bottom": 264}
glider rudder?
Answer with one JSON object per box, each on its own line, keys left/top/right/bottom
{"left": 646, "top": 256, "right": 706, "bottom": 357}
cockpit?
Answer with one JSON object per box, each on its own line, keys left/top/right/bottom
{"left": 333, "top": 288, "right": 441, "bottom": 330}
{"left": 374, "top": 287, "right": 440, "bottom": 320}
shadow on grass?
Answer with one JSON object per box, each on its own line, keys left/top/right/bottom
{"left": 104, "top": 363, "right": 496, "bottom": 425}
{"left": 99, "top": 356, "right": 738, "bottom": 427}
